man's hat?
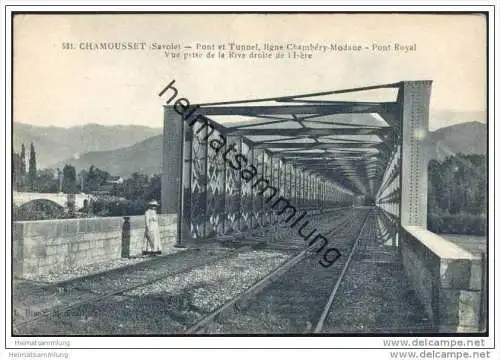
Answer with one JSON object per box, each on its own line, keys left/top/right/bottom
{"left": 148, "top": 200, "right": 159, "bottom": 207}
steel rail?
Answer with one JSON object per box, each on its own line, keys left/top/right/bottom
{"left": 15, "top": 209, "right": 351, "bottom": 329}
{"left": 14, "top": 249, "right": 241, "bottom": 328}
{"left": 185, "top": 246, "right": 310, "bottom": 334}
{"left": 185, "top": 209, "right": 369, "bottom": 334}
{"left": 312, "top": 210, "right": 372, "bottom": 333}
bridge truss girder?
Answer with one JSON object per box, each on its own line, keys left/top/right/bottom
{"left": 161, "top": 80, "right": 432, "bottom": 243}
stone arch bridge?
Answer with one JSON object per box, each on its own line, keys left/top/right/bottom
{"left": 13, "top": 191, "right": 93, "bottom": 210}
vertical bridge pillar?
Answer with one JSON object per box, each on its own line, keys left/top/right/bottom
{"left": 399, "top": 80, "right": 432, "bottom": 228}
{"left": 162, "top": 105, "right": 184, "bottom": 244}
{"left": 398, "top": 81, "right": 484, "bottom": 332}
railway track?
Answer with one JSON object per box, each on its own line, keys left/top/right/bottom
{"left": 269, "top": 207, "right": 364, "bottom": 249}
{"left": 313, "top": 210, "right": 375, "bottom": 333}
{"left": 225, "top": 206, "right": 357, "bottom": 251}
{"left": 13, "top": 246, "right": 244, "bottom": 329}
{"left": 186, "top": 208, "right": 374, "bottom": 334}
{"left": 14, "top": 207, "right": 373, "bottom": 335}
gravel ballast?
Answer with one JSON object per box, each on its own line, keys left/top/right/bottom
{"left": 13, "top": 247, "right": 234, "bottom": 327}
{"left": 14, "top": 248, "right": 293, "bottom": 335}
{"left": 22, "top": 247, "right": 187, "bottom": 284}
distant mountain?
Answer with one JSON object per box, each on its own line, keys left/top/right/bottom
{"left": 429, "top": 121, "right": 486, "bottom": 161}
{"left": 52, "top": 135, "right": 162, "bottom": 177}
{"left": 51, "top": 121, "right": 487, "bottom": 178}
{"left": 13, "top": 123, "right": 162, "bottom": 168}
{"left": 429, "top": 110, "right": 486, "bottom": 131}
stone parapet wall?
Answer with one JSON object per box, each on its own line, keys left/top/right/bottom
{"left": 400, "top": 226, "right": 484, "bottom": 333}
{"left": 12, "top": 215, "right": 178, "bottom": 278}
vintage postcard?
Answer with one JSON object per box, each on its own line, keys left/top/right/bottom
{"left": 4, "top": 7, "right": 497, "bottom": 359}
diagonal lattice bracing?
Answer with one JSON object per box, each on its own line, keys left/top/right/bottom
{"left": 162, "top": 81, "right": 431, "bottom": 244}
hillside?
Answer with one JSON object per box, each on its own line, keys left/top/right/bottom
{"left": 429, "top": 121, "right": 486, "bottom": 161}
{"left": 429, "top": 110, "right": 486, "bottom": 131}
{"left": 13, "top": 123, "right": 162, "bottom": 168}
{"left": 51, "top": 121, "right": 487, "bottom": 178}
{"left": 53, "top": 135, "right": 163, "bottom": 177}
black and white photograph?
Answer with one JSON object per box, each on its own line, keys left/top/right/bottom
{"left": 3, "top": 6, "right": 498, "bottom": 360}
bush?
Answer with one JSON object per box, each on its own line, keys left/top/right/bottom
{"left": 12, "top": 197, "right": 160, "bottom": 221}
{"left": 90, "top": 198, "right": 151, "bottom": 217}
{"left": 428, "top": 212, "right": 486, "bottom": 236}
{"left": 13, "top": 201, "right": 69, "bottom": 221}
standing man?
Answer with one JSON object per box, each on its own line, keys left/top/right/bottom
{"left": 143, "top": 200, "right": 162, "bottom": 256}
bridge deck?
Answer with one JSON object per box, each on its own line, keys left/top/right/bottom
{"left": 13, "top": 208, "right": 439, "bottom": 335}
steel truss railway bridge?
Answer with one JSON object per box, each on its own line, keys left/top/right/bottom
{"left": 12, "top": 81, "right": 485, "bottom": 336}
{"left": 161, "top": 80, "right": 485, "bottom": 333}
{"left": 162, "top": 81, "right": 428, "bottom": 241}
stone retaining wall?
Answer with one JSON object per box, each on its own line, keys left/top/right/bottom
{"left": 400, "top": 226, "right": 484, "bottom": 333}
{"left": 12, "top": 215, "right": 178, "bottom": 278}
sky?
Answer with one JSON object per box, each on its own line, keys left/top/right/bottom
{"left": 13, "top": 13, "right": 487, "bottom": 131}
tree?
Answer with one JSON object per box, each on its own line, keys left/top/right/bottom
{"left": 111, "top": 172, "right": 149, "bottom": 200}
{"left": 62, "top": 164, "right": 77, "bottom": 194}
{"left": 37, "top": 169, "right": 58, "bottom": 193}
{"left": 20, "top": 144, "right": 26, "bottom": 175}
{"left": 56, "top": 168, "right": 63, "bottom": 192}
{"left": 427, "top": 154, "right": 486, "bottom": 235}
{"left": 12, "top": 152, "right": 22, "bottom": 191}
{"left": 144, "top": 174, "right": 161, "bottom": 202}
{"left": 28, "top": 143, "right": 37, "bottom": 191}
{"left": 78, "top": 170, "right": 88, "bottom": 193}
{"left": 82, "top": 165, "right": 110, "bottom": 193}
{"left": 427, "top": 159, "right": 441, "bottom": 214}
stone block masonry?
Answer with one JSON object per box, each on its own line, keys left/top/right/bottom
{"left": 400, "top": 226, "right": 484, "bottom": 333}
{"left": 12, "top": 215, "right": 177, "bottom": 278}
